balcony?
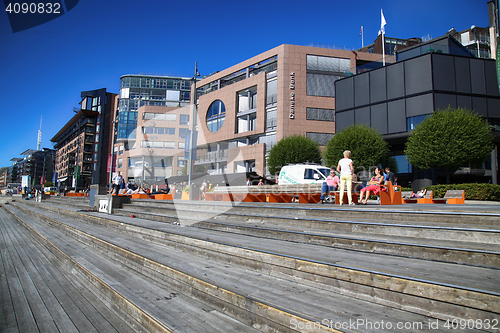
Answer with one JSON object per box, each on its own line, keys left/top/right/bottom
{"left": 195, "top": 150, "right": 228, "bottom": 164}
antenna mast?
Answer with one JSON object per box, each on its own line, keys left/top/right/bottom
{"left": 37, "top": 115, "right": 42, "bottom": 151}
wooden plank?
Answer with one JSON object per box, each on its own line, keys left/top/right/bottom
{"left": 4, "top": 207, "right": 132, "bottom": 333}
{"left": 0, "top": 210, "right": 20, "bottom": 333}
{"left": 0, "top": 212, "right": 39, "bottom": 333}
{"left": 6, "top": 226, "right": 81, "bottom": 333}
{"left": 4, "top": 214, "right": 98, "bottom": 333}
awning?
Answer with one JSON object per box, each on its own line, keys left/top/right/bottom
{"left": 57, "top": 177, "right": 68, "bottom": 182}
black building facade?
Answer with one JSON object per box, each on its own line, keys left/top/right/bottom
{"left": 335, "top": 36, "right": 500, "bottom": 189}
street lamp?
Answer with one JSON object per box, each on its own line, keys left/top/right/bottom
{"left": 107, "top": 109, "right": 119, "bottom": 214}
{"left": 188, "top": 62, "right": 199, "bottom": 200}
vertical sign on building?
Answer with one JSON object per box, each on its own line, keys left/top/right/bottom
{"left": 497, "top": 36, "right": 500, "bottom": 93}
{"left": 290, "top": 72, "right": 295, "bottom": 119}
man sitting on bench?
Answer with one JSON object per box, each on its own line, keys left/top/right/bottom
{"left": 319, "top": 170, "right": 340, "bottom": 204}
{"left": 149, "top": 178, "right": 171, "bottom": 196}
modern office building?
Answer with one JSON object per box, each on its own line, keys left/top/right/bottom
{"left": 117, "top": 74, "right": 193, "bottom": 144}
{"left": 335, "top": 35, "right": 500, "bottom": 188}
{"left": 51, "top": 88, "right": 118, "bottom": 192}
{"left": 11, "top": 148, "right": 56, "bottom": 189}
{"left": 358, "top": 35, "right": 423, "bottom": 57}
{"left": 193, "top": 44, "right": 382, "bottom": 178}
{"left": 113, "top": 105, "right": 191, "bottom": 185}
{"left": 448, "top": 26, "right": 493, "bottom": 59}
{"left": 0, "top": 166, "right": 10, "bottom": 187}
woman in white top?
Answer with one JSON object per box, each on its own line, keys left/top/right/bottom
{"left": 336, "top": 150, "right": 355, "bottom": 205}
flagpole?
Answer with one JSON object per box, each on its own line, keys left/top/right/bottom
{"left": 382, "top": 32, "right": 385, "bottom": 66}
{"left": 361, "top": 26, "right": 364, "bottom": 48}
{"left": 381, "top": 9, "right": 386, "bottom": 66}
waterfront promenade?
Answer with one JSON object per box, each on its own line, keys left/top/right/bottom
{"left": 1, "top": 195, "right": 499, "bottom": 332}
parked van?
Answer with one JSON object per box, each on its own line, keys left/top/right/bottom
{"left": 278, "top": 164, "right": 331, "bottom": 185}
{"left": 44, "top": 187, "right": 58, "bottom": 194}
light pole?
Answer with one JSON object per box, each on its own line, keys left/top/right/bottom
{"left": 107, "top": 109, "right": 119, "bottom": 214}
{"left": 188, "top": 62, "right": 199, "bottom": 200}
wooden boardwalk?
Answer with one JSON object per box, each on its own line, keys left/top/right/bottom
{"left": 1, "top": 196, "right": 499, "bottom": 332}
{"left": 0, "top": 207, "right": 134, "bottom": 333}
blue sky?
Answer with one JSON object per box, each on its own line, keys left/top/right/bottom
{"left": 0, "top": 0, "right": 489, "bottom": 167}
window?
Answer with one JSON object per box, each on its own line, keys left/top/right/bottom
{"left": 206, "top": 100, "right": 226, "bottom": 132}
{"left": 306, "top": 55, "right": 350, "bottom": 97}
{"left": 180, "top": 114, "right": 189, "bottom": 125}
{"left": 393, "top": 155, "right": 412, "bottom": 173}
{"left": 306, "top": 107, "right": 335, "bottom": 121}
{"left": 407, "top": 114, "right": 429, "bottom": 131}
{"left": 266, "top": 79, "right": 277, "bottom": 105}
{"left": 259, "top": 133, "right": 276, "bottom": 152}
{"left": 164, "top": 142, "right": 175, "bottom": 149}
{"left": 304, "top": 168, "right": 328, "bottom": 181}
{"left": 179, "top": 128, "right": 189, "bottom": 138}
{"left": 237, "top": 113, "right": 256, "bottom": 133}
{"left": 143, "top": 113, "right": 176, "bottom": 121}
{"left": 238, "top": 87, "right": 257, "bottom": 112}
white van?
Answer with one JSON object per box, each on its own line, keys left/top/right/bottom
{"left": 278, "top": 164, "right": 331, "bottom": 185}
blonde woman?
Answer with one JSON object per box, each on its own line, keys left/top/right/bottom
{"left": 336, "top": 150, "right": 355, "bottom": 206}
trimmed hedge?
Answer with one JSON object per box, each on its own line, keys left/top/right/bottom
{"left": 423, "top": 183, "right": 500, "bottom": 201}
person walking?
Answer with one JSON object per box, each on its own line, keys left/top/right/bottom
{"left": 112, "top": 172, "right": 123, "bottom": 195}
{"left": 336, "top": 150, "right": 355, "bottom": 206}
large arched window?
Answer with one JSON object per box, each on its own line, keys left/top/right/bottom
{"left": 206, "top": 100, "right": 226, "bottom": 132}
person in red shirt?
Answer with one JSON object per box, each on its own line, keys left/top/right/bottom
{"left": 319, "top": 170, "right": 340, "bottom": 204}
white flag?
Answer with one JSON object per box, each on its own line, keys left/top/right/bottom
{"left": 381, "top": 9, "right": 386, "bottom": 35}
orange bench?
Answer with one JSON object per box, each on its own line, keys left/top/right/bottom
{"left": 154, "top": 193, "right": 174, "bottom": 200}
{"left": 432, "top": 190, "right": 465, "bottom": 204}
{"left": 417, "top": 191, "right": 434, "bottom": 204}
{"left": 131, "top": 193, "right": 149, "bottom": 199}
{"left": 379, "top": 181, "right": 402, "bottom": 205}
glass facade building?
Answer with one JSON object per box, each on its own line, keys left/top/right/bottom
{"left": 335, "top": 36, "right": 500, "bottom": 188}
{"left": 118, "top": 75, "right": 193, "bottom": 143}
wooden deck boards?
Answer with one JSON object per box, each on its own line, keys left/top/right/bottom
{"left": 0, "top": 207, "right": 132, "bottom": 333}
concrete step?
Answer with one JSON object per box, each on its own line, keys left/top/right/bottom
{"left": 10, "top": 201, "right": 499, "bottom": 331}
{"left": 103, "top": 201, "right": 500, "bottom": 268}
{"left": 124, "top": 200, "right": 500, "bottom": 226}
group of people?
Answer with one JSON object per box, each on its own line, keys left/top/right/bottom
{"left": 320, "top": 150, "right": 397, "bottom": 205}
{"left": 110, "top": 172, "right": 171, "bottom": 196}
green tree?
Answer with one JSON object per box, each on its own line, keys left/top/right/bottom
{"left": 404, "top": 107, "right": 493, "bottom": 184}
{"left": 181, "top": 164, "right": 207, "bottom": 176}
{"left": 324, "top": 124, "right": 389, "bottom": 174}
{"left": 266, "top": 135, "right": 322, "bottom": 175}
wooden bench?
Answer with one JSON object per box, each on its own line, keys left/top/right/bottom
{"left": 206, "top": 182, "right": 367, "bottom": 204}
{"left": 432, "top": 190, "right": 465, "bottom": 204}
{"left": 207, "top": 184, "right": 324, "bottom": 203}
{"left": 206, "top": 186, "right": 268, "bottom": 203}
